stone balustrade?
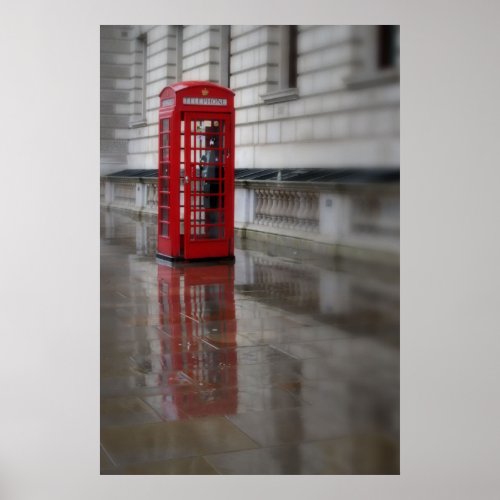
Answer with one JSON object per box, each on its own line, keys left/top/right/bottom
{"left": 235, "top": 180, "right": 399, "bottom": 262}
{"left": 101, "top": 174, "right": 399, "bottom": 262}
{"left": 254, "top": 188, "right": 319, "bottom": 233}
{"left": 145, "top": 181, "right": 158, "bottom": 212}
{"left": 113, "top": 181, "right": 136, "bottom": 208}
{"left": 101, "top": 177, "right": 157, "bottom": 216}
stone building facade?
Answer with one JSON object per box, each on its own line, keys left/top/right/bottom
{"left": 100, "top": 25, "right": 400, "bottom": 262}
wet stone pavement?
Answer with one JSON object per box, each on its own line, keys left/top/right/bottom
{"left": 100, "top": 209, "right": 400, "bottom": 475}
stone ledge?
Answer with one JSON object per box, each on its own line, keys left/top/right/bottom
{"left": 234, "top": 226, "right": 398, "bottom": 266}
{"left": 129, "top": 119, "right": 148, "bottom": 128}
{"left": 261, "top": 88, "right": 299, "bottom": 104}
{"left": 344, "top": 67, "right": 400, "bottom": 90}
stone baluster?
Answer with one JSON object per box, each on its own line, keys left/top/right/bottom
{"left": 269, "top": 189, "right": 280, "bottom": 227}
{"left": 260, "top": 189, "right": 269, "bottom": 226}
{"left": 255, "top": 189, "right": 264, "bottom": 224}
{"left": 290, "top": 190, "right": 299, "bottom": 228}
{"left": 275, "top": 190, "right": 286, "bottom": 228}
{"left": 115, "top": 183, "right": 124, "bottom": 202}
{"left": 272, "top": 190, "right": 281, "bottom": 227}
{"left": 310, "top": 192, "right": 319, "bottom": 232}
{"left": 288, "top": 190, "right": 300, "bottom": 229}
{"left": 280, "top": 189, "right": 290, "bottom": 228}
{"left": 304, "top": 192, "right": 316, "bottom": 232}
{"left": 259, "top": 189, "right": 268, "bottom": 225}
{"left": 256, "top": 189, "right": 265, "bottom": 225}
{"left": 129, "top": 183, "right": 135, "bottom": 207}
{"left": 117, "top": 182, "right": 134, "bottom": 207}
{"left": 273, "top": 189, "right": 283, "bottom": 227}
{"left": 147, "top": 182, "right": 158, "bottom": 210}
{"left": 262, "top": 189, "right": 273, "bottom": 226}
{"left": 296, "top": 191, "right": 308, "bottom": 231}
{"left": 301, "top": 192, "right": 311, "bottom": 231}
{"left": 284, "top": 190, "right": 293, "bottom": 228}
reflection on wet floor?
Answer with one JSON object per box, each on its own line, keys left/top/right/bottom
{"left": 100, "top": 209, "right": 399, "bottom": 474}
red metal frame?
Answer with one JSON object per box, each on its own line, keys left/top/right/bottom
{"left": 157, "top": 82, "right": 235, "bottom": 261}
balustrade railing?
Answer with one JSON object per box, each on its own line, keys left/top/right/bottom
{"left": 113, "top": 181, "right": 135, "bottom": 207}
{"left": 100, "top": 174, "right": 399, "bottom": 260}
{"left": 254, "top": 187, "right": 319, "bottom": 233}
{"left": 145, "top": 181, "right": 158, "bottom": 212}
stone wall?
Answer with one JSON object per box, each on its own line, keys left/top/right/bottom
{"left": 100, "top": 26, "right": 135, "bottom": 175}
{"left": 100, "top": 25, "right": 399, "bottom": 175}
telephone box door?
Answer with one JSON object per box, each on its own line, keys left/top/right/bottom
{"left": 184, "top": 112, "right": 234, "bottom": 260}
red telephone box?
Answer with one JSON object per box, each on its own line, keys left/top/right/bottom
{"left": 156, "top": 81, "right": 235, "bottom": 261}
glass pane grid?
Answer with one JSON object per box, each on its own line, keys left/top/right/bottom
{"left": 159, "top": 116, "right": 171, "bottom": 241}
{"left": 184, "top": 117, "right": 228, "bottom": 242}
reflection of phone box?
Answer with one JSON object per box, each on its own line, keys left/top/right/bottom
{"left": 156, "top": 259, "right": 238, "bottom": 416}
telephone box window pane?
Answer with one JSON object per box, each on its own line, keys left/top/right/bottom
{"left": 190, "top": 226, "right": 224, "bottom": 241}
{"left": 162, "top": 134, "right": 169, "bottom": 147}
{"left": 160, "top": 193, "right": 169, "bottom": 206}
{"left": 161, "top": 223, "right": 169, "bottom": 236}
{"left": 206, "top": 211, "right": 223, "bottom": 236}
{"left": 162, "top": 119, "right": 170, "bottom": 131}
{"left": 203, "top": 193, "right": 220, "bottom": 209}
{"left": 204, "top": 225, "right": 224, "bottom": 240}
{"left": 162, "top": 148, "right": 169, "bottom": 160}
{"left": 161, "top": 164, "right": 169, "bottom": 176}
